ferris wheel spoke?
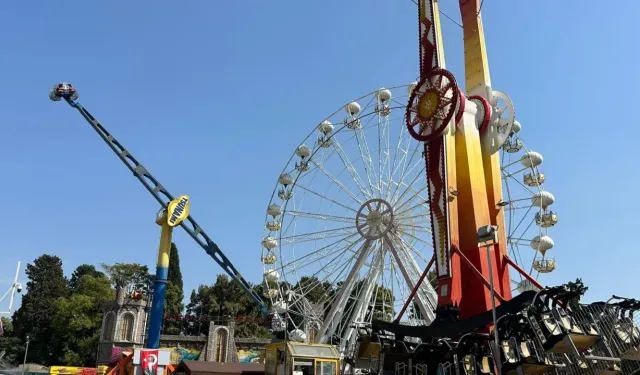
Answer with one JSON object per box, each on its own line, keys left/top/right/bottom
{"left": 502, "top": 171, "right": 538, "bottom": 197}
{"left": 332, "top": 138, "right": 374, "bottom": 200}
{"left": 296, "top": 239, "right": 367, "bottom": 308}
{"left": 285, "top": 210, "right": 355, "bottom": 224}
{"left": 277, "top": 232, "right": 362, "bottom": 273}
{"left": 387, "top": 155, "right": 420, "bottom": 205}
{"left": 508, "top": 242, "right": 527, "bottom": 279}
{"left": 502, "top": 200, "right": 537, "bottom": 211}
{"left": 508, "top": 237, "right": 535, "bottom": 245}
{"left": 280, "top": 226, "right": 358, "bottom": 245}
{"left": 376, "top": 112, "right": 392, "bottom": 201}
{"left": 390, "top": 155, "right": 424, "bottom": 206}
{"left": 394, "top": 187, "right": 429, "bottom": 217}
{"left": 393, "top": 153, "right": 428, "bottom": 190}
{"left": 399, "top": 213, "right": 429, "bottom": 222}
{"left": 353, "top": 118, "right": 380, "bottom": 196}
{"left": 284, "top": 243, "right": 361, "bottom": 281}
{"left": 275, "top": 150, "right": 335, "bottom": 238}
{"left": 313, "top": 241, "right": 366, "bottom": 284}
{"left": 307, "top": 161, "right": 364, "bottom": 207}
{"left": 388, "top": 141, "right": 422, "bottom": 202}
{"left": 394, "top": 198, "right": 428, "bottom": 219}
{"left": 297, "top": 242, "right": 364, "bottom": 296}
{"left": 502, "top": 164, "right": 530, "bottom": 176}
{"left": 506, "top": 205, "right": 535, "bottom": 239}
{"left": 391, "top": 232, "right": 433, "bottom": 268}
{"left": 394, "top": 233, "right": 433, "bottom": 260}
{"left": 385, "top": 137, "right": 411, "bottom": 202}
{"left": 294, "top": 182, "right": 359, "bottom": 213}
{"left": 400, "top": 223, "right": 432, "bottom": 233}
{"left": 391, "top": 166, "right": 427, "bottom": 211}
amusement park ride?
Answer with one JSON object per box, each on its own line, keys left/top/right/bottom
{"left": 256, "top": 0, "right": 640, "bottom": 374}
{"left": 48, "top": 83, "right": 267, "bottom": 350}
{"left": 49, "top": 0, "right": 640, "bottom": 375}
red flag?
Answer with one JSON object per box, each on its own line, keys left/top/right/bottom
{"left": 140, "top": 350, "right": 159, "bottom": 375}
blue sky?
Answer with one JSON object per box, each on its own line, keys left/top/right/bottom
{"left": 0, "top": 0, "right": 638, "bottom": 314}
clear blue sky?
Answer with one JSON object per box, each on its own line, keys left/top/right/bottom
{"left": 0, "top": 0, "right": 638, "bottom": 312}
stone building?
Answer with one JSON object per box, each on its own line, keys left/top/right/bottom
{"left": 96, "top": 289, "right": 271, "bottom": 365}
{"left": 96, "top": 287, "right": 148, "bottom": 363}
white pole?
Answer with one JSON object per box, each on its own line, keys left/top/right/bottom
{"left": 21, "top": 334, "right": 30, "bottom": 375}
{"left": 486, "top": 245, "right": 501, "bottom": 375}
{"left": 8, "top": 262, "right": 21, "bottom": 313}
{"left": 0, "top": 261, "right": 21, "bottom": 315}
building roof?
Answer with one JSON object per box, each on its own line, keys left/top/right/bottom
{"left": 175, "top": 361, "right": 263, "bottom": 375}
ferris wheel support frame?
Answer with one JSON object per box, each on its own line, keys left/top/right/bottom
{"left": 386, "top": 238, "right": 436, "bottom": 321}
{"left": 341, "top": 250, "right": 385, "bottom": 356}
{"left": 317, "top": 238, "right": 374, "bottom": 343}
{"left": 396, "top": 255, "right": 434, "bottom": 321}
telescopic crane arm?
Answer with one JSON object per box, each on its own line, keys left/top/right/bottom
{"left": 49, "top": 83, "right": 266, "bottom": 312}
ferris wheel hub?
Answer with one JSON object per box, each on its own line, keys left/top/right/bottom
{"left": 356, "top": 198, "right": 394, "bottom": 240}
{"left": 366, "top": 211, "right": 383, "bottom": 227}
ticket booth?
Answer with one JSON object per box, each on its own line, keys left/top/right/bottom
{"left": 265, "top": 343, "right": 340, "bottom": 375}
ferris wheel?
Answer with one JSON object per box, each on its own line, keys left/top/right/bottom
{"left": 261, "top": 84, "right": 438, "bottom": 353}
{"left": 495, "top": 98, "right": 558, "bottom": 294}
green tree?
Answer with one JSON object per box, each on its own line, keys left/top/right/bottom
{"left": 12, "top": 255, "right": 68, "bottom": 365}
{"left": 184, "top": 289, "right": 209, "bottom": 336}
{"left": 164, "top": 243, "right": 185, "bottom": 335}
{"left": 400, "top": 272, "right": 437, "bottom": 322}
{"left": 427, "top": 270, "right": 438, "bottom": 290}
{"left": 185, "top": 276, "right": 270, "bottom": 339}
{"left": 0, "top": 317, "right": 13, "bottom": 337}
{"left": 564, "top": 278, "right": 588, "bottom": 310}
{"left": 167, "top": 243, "right": 184, "bottom": 290}
{"left": 51, "top": 271, "right": 113, "bottom": 366}
{"left": 336, "top": 279, "right": 394, "bottom": 324}
{"left": 0, "top": 316, "right": 20, "bottom": 366}
{"left": 294, "top": 276, "right": 333, "bottom": 305}
{"left": 371, "top": 285, "right": 394, "bottom": 321}
{"left": 0, "top": 336, "right": 21, "bottom": 366}
{"left": 101, "top": 263, "right": 152, "bottom": 295}
{"left": 211, "top": 275, "right": 248, "bottom": 317}
{"left": 69, "top": 264, "right": 105, "bottom": 293}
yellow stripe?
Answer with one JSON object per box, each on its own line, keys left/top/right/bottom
{"left": 461, "top": 2, "right": 512, "bottom": 298}
{"left": 461, "top": 7, "right": 491, "bottom": 93}
{"left": 433, "top": 0, "right": 446, "bottom": 66}
{"left": 157, "top": 223, "right": 173, "bottom": 268}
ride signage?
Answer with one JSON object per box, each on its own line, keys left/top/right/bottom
{"left": 167, "top": 195, "right": 190, "bottom": 227}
